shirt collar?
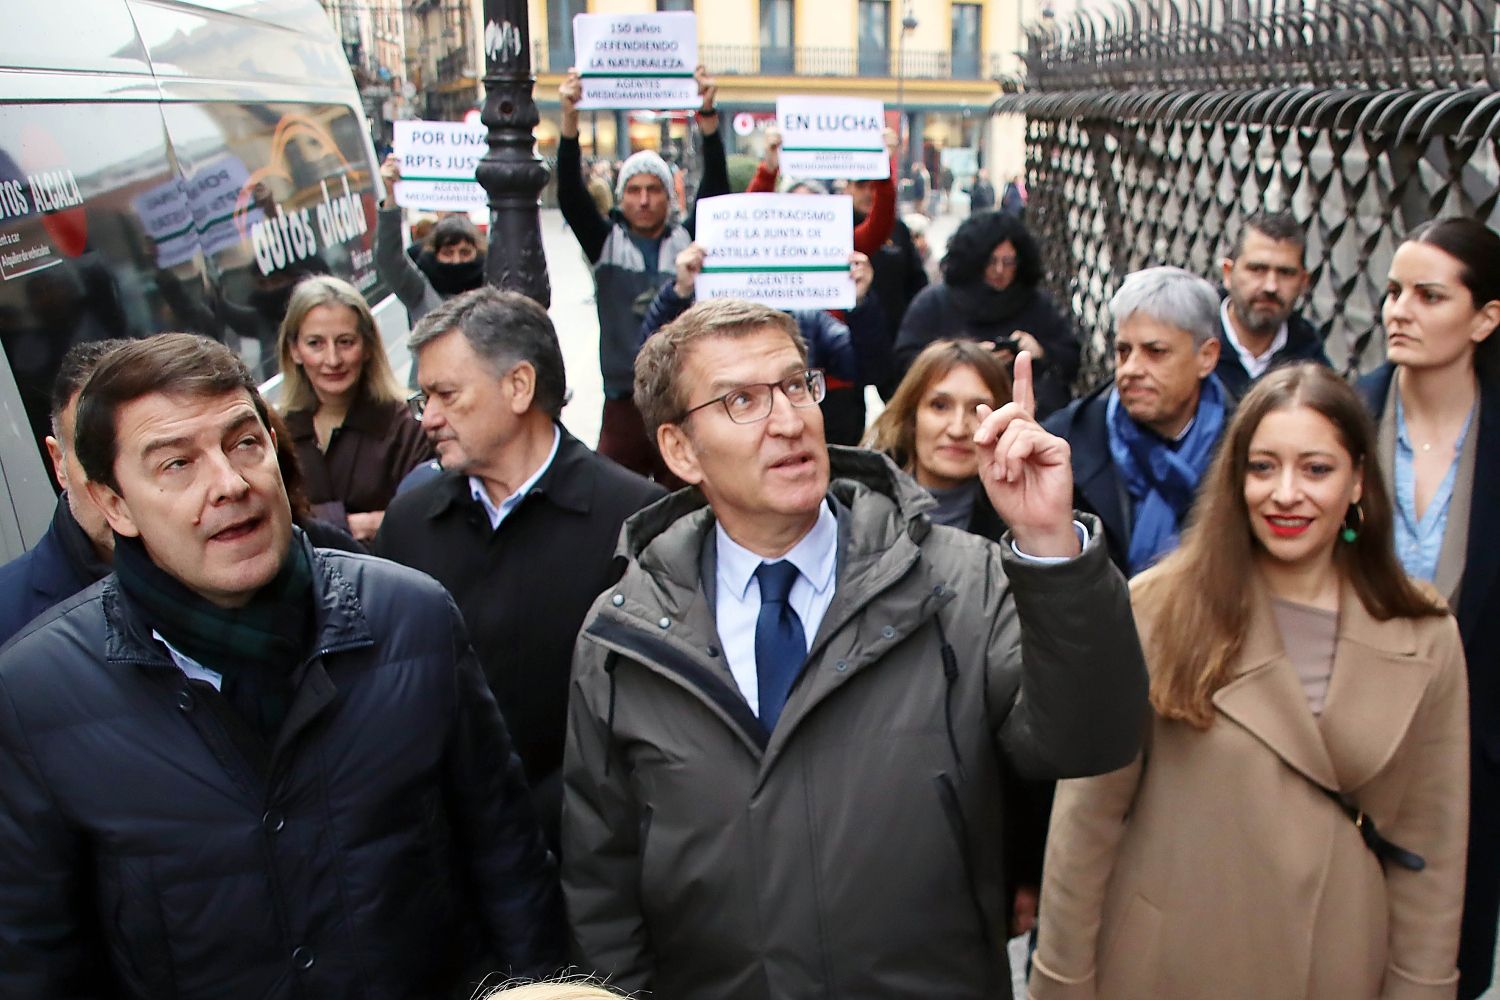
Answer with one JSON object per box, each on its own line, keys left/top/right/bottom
{"left": 1220, "top": 298, "right": 1288, "bottom": 376}
{"left": 468, "top": 424, "right": 562, "bottom": 530}
{"left": 716, "top": 499, "right": 839, "bottom": 601}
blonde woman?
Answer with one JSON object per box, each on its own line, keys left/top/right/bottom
{"left": 277, "top": 275, "right": 432, "bottom": 541}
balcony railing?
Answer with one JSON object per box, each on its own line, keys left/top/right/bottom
{"left": 698, "top": 45, "right": 1004, "bottom": 80}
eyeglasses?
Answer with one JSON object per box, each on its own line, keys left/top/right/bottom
{"left": 406, "top": 391, "right": 428, "bottom": 420}
{"left": 680, "top": 369, "right": 826, "bottom": 425}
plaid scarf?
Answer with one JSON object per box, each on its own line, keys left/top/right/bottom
{"left": 113, "top": 530, "right": 314, "bottom": 742}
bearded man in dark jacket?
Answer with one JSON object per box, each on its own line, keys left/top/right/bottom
{"left": 0, "top": 334, "right": 563, "bottom": 1000}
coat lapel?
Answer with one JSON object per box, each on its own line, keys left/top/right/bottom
{"left": 1213, "top": 583, "right": 1340, "bottom": 791}
{"left": 1317, "top": 585, "right": 1434, "bottom": 794}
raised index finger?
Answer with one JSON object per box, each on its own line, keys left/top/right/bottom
{"left": 1012, "top": 350, "right": 1036, "bottom": 418}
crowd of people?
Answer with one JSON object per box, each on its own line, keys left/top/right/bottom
{"left": 0, "top": 70, "right": 1497, "bottom": 1000}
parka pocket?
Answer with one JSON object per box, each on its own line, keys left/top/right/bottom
{"left": 98, "top": 854, "right": 177, "bottom": 996}
{"left": 934, "top": 772, "right": 1003, "bottom": 959}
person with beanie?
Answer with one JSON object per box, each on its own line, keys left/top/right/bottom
{"left": 557, "top": 64, "right": 729, "bottom": 483}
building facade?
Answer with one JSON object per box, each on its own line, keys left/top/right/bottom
{"left": 404, "top": 0, "right": 1034, "bottom": 187}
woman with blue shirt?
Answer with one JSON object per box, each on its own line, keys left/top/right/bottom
{"left": 1359, "top": 217, "right": 1500, "bottom": 1000}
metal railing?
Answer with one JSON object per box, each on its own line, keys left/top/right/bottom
{"left": 995, "top": 0, "right": 1500, "bottom": 388}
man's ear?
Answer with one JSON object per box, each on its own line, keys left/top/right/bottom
{"left": 657, "top": 422, "right": 704, "bottom": 486}
{"left": 506, "top": 362, "right": 537, "bottom": 415}
{"left": 1219, "top": 256, "right": 1234, "bottom": 287}
{"left": 1196, "top": 335, "right": 1222, "bottom": 378}
{"left": 44, "top": 436, "right": 67, "bottom": 492}
{"left": 84, "top": 479, "right": 139, "bottom": 539}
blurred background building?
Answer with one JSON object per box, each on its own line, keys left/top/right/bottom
{"left": 365, "top": 0, "right": 1035, "bottom": 189}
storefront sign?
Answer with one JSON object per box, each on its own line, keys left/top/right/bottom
{"left": 391, "top": 120, "right": 488, "bottom": 212}
{"left": 574, "top": 13, "right": 698, "bottom": 111}
{"left": 696, "top": 193, "right": 854, "bottom": 310}
{"left": 776, "top": 96, "right": 889, "bottom": 180}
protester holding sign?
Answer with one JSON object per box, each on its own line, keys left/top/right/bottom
{"left": 749, "top": 125, "right": 898, "bottom": 261}
{"left": 636, "top": 242, "right": 890, "bottom": 445}
{"left": 557, "top": 64, "right": 729, "bottom": 483}
{"left": 375, "top": 155, "right": 486, "bottom": 339}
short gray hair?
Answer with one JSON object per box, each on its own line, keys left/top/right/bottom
{"left": 411, "top": 286, "right": 567, "bottom": 420}
{"left": 1109, "top": 266, "right": 1221, "bottom": 348}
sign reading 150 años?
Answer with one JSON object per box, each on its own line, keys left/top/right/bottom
{"left": 573, "top": 12, "right": 698, "bottom": 110}
{"left": 776, "top": 96, "right": 889, "bottom": 181}
{"left": 695, "top": 194, "right": 854, "bottom": 311}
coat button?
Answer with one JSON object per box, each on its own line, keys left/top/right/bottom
{"left": 292, "top": 946, "right": 315, "bottom": 970}
{"left": 881, "top": 626, "right": 896, "bottom": 640}
{"left": 658, "top": 617, "right": 671, "bottom": 629}
{"left": 262, "top": 809, "right": 285, "bottom": 834}
{"left": 177, "top": 689, "right": 194, "bottom": 712}
{"left": 835, "top": 660, "right": 849, "bottom": 672}
{"left": 612, "top": 594, "right": 624, "bottom": 607}
{"left": 706, "top": 645, "right": 720, "bottom": 657}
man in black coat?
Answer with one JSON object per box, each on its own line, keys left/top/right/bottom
{"left": 1215, "top": 210, "right": 1330, "bottom": 397}
{"left": 0, "top": 338, "right": 126, "bottom": 645}
{"left": 376, "top": 288, "right": 665, "bottom": 851}
{"left": 0, "top": 334, "right": 563, "bottom": 999}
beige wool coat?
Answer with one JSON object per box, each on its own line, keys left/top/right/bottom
{"left": 1031, "top": 577, "right": 1469, "bottom": 1000}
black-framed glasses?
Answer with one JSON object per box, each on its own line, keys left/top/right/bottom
{"left": 406, "top": 391, "right": 427, "bottom": 420}
{"left": 680, "top": 369, "right": 826, "bottom": 425}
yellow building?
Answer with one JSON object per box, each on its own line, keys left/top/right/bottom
{"left": 531, "top": 0, "right": 1031, "bottom": 179}
{"left": 406, "top": 0, "right": 1033, "bottom": 181}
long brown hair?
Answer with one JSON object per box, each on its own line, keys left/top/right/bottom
{"left": 1141, "top": 363, "right": 1446, "bottom": 729}
{"left": 862, "top": 340, "right": 1011, "bottom": 473}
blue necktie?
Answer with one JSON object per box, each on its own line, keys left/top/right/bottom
{"left": 754, "top": 561, "right": 807, "bottom": 732}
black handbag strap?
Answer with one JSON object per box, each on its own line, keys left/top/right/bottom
{"left": 1321, "top": 787, "right": 1426, "bottom": 872}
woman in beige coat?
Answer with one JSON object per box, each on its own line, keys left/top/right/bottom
{"left": 1031, "top": 363, "right": 1469, "bottom": 1000}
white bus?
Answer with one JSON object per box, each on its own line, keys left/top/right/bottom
{"left": 0, "top": 0, "right": 407, "bottom": 561}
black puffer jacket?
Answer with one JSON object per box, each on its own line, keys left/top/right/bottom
{"left": 0, "top": 536, "right": 564, "bottom": 999}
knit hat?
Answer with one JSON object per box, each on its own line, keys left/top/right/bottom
{"left": 615, "top": 150, "right": 678, "bottom": 211}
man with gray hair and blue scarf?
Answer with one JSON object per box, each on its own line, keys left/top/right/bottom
{"left": 1044, "top": 265, "right": 1230, "bottom": 575}
{"left": 557, "top": 65, "right": 729, "bottom": 483}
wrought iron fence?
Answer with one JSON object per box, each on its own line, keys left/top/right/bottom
{"left": 993, "top": 0, "right": 1500, "bottom": 389}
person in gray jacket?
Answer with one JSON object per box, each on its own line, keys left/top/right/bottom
{"left": 562, "top": 298, "right": 1149, "bottom": 999}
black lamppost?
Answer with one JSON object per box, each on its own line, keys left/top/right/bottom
{"left": 894, "top": 5, "right": 919, "bottom": 169}
{"left": 476, "top": 0, "right": 551, "bottom": 307}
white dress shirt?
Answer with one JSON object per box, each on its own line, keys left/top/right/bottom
{"left": 469, "top": 424, "right": 561, "bottom": 530}
{"left": 714, "top": 501, "right": 839, "bottom": 716}
{"left": 1219, "top": 298, "right": 1287, "bottom": 381}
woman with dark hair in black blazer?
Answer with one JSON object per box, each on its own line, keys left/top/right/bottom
{"left": 1359, "top": 216, "right": 1500, "bottom": 999}
{"left": 893, "top": 211, "right": 1081, "bottom": 417}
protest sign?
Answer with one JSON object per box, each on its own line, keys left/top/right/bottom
{"left": 391, "top": 120, "right": 487, "bottom": 211}
{"left": 574, "top": 13, "right": 698, "bottom": 110}
{"left": 776, "top": 96, "right": 889, "bottom": 180}
{"left": 695, "top": 193, "right": 854, "bottom": 311}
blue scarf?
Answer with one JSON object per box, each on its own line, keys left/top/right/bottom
{"left": 1105, "top": 374, "right": 1227, "bottom": 575}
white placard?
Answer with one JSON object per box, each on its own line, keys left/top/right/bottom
{"left": 574, "top": 13, "right": 699, "bottom": 110}
{"left": 391, "top": 120, "right": 488, "bottom": 211}
{"left": 695, "top": 194, "right": 854, "bottom": 310}
{"left": 776, "top": 96, "right": 889, "bottom": 180}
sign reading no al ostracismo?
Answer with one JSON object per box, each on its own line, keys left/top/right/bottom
{"left": 776, "top": 96, "right": 890, "bottom": 181}
{"left": 574, "top": 13, "right": 698, "bottom": 111}
{"left": 392, "top": 120, "right": 487, "bottom": 212}
{"left": 695, "top": 193, "right": 854, "bottom": 311}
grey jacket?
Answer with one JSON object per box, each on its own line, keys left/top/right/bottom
{"left": 562, "top": 448, "right": 1149, "bottom": 999}
{"left": 376, "top": 205, "right": 442, "bottom": 327}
